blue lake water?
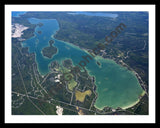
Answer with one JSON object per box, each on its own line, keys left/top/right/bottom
{"left": 22, "top": 18, "right": 144, "bottom": 109}
{"left": 68, "top": 11, "right": 118, "bottom": 18}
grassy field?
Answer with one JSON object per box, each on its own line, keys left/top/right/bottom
{"left": 68, "top": 78, "right": 77, "bottom": 91}
{"left": 75, "top": 90, "right": 92, "bottom": 103}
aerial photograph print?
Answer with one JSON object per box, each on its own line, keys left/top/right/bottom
{"left": 11, "top": 9, "right": 149, "bottom": 116}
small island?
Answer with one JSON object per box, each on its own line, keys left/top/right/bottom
{"left": 96, "top": 61, "right": 101, "bottom": 66}
{"left": 42, "top": 40, "right": 57, "bottom": 59}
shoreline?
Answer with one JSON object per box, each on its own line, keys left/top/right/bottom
{"left": 122, "top": 99, "right": 140, "bottom": 110}
{"left": 122, "top": 90, "right": 145, "bottom": 109}
{"left": 94, "top": 90, "right": 146, "bottom": 111}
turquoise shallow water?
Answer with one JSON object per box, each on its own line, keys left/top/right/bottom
{"left": 22, "top": 18, "right": 144, "bottom": 109}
